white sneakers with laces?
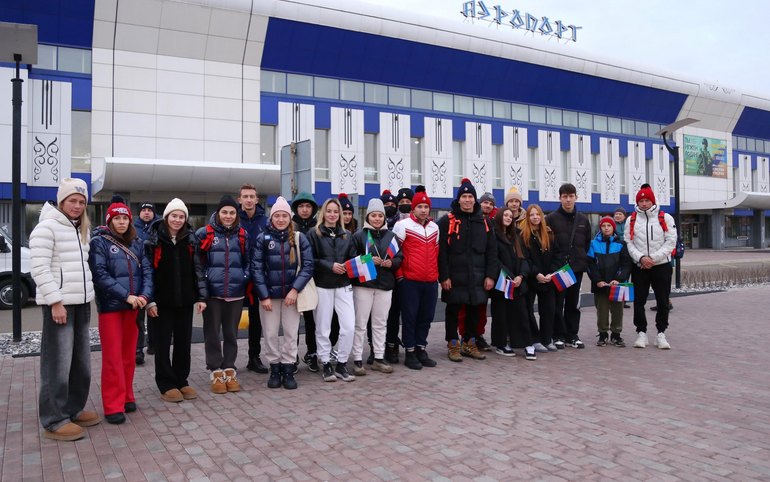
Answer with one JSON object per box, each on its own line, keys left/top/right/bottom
{"left": 634, "top": 332, "right": 648, "bottom": 348}
{"left": 655, "top": 332, "right": 671, "bottom": 350}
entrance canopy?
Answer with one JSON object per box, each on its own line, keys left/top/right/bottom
{"left": 92, "top": 157, "right": 281, "bottom": 199}
{"left": 682, "top": 191, "right": 770, "bottom": 211}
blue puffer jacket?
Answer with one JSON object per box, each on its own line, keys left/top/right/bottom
{"left": 587, "top": 231, "right": 632, "bottom": 295}
{"left": 89, "top": 226, "right": 153, "bottom": 313}
{"left": 195, "top": 221, "right": 250, "bottom": 299}
{"left": 134, "top": 215, "right": 160, "bottom": 242}
{"left": 252, "top": 225, "right": 314, "bottom": 300}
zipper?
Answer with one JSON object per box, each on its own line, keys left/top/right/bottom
{"left": 127, "top": 247, "right": 134, "bottom": 295}
{"left": 644, "top": 210, "right": 651, "bottom": 256}
{"left": 224, "top": 234, "right": 230, "bottom": 297}
{"left": 77, "top": 224, "right": 86, "bottom": 303}
{"left": 281, "top": 238, "right": 286, "bottom": 297}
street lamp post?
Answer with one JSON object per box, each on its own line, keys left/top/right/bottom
{"left": 655, "top": 118, "right": 699, "bottom": 289}
{"left": 1, "top": 22, "right": 38, "bottom": 342}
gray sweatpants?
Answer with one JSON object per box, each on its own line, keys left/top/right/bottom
{"left": 202, "top": 298, "right": 242, "bottom": 370}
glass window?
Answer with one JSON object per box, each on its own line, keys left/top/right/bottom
{"left": 315, "top": 129, "right": 329, "bottom": 180}
{"left": 765, "top": 140, "right": 770, "bottom": 153}
{"left": 388, "top": 86, "right": 410, "bottom": 107}
{"left": 493, "top": 100, "right": 510, "bottom": 119}
{"left": 621, "top": 119, "right": 634, "bottom": 135}
{"left": 286, "top": 74, "right": 313, "bottom": 97}
{"left": 493, "top": 144, "right": 502, "bottom": 189}
{"left": 340, "top": 80, "right": 364, "bottom": 102}
{"left": 530, "top": 106, "right": 546, "bottom": 124}
{"left": 71, "top": 111, "right": 91, "bottom": 172}
{"left": 365, "top": 83, "right": 388, "bottom": 104}
{"left": 434, "top": 92, "right": 453, "bottom": 112}
{"left": 732, "top": 136, "right": 738, "bottom": 148}
{"left": 528, "top": 148, "right": 537, "bottom": 189}
{"left": 260, "top": 125, "right": 276, "bottom": 165}
{"left": 649, "top": 123, "right": 661, "bottom": 138}
{"left": 635, "top": 121, "right": 648, "bottom": 138}
{"left": 737, "top": 137, "right": 747, "bottom": 151}
{"left": 608, "top": 117, "right": 622, "bottom": 133}
{"left": 365, "top": 133, "right": 377, "bottom": 182}
{"left": 747, "top": 138, "right": 757, "bottom": 152}
{"left": 578, "top": 112, "right": 593, "bottom": 130}
{"left": 591, "top": 153, "right": 599, "bottom": 192}
{"left": 546, "top": 108, "right": 562, "bottom": 126}
{"left": 57, "top": 47, "right": 91, "bottom": 74}
{"left": 619, "top": 156, "right": 627, "bottom": 194}
{"left": 412, "top": 89, "right": 432, "bottom": 110}
{"left": 474, "top": 98, "right": 493, "bottom": 117}
{"left": 411, "top": 137, "right": 422, "bottom": 184}
{"left": 454, "top": 95, "right": 473, "bottom": 115}
{"left": 511, "top": 103, "right": 529, "bottom": 121}
{"left": 594, "top": 115, "right": 608, "bottom": 132}
{"left": 453, "top": 141, "right": 464, "bottom": 184}
{"left": 314, "top": 77, "right": 339, "bottom": 99}
{"left": 34, "top": 44, "right": 57, "bottom": 70}
{"left": 261, "top": 71, "right": 286, "bottom": 93}
{"left": 563, "top": 111, "right": 578, "bottom": 128}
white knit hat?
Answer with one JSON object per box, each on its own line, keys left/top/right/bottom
{"left": 366, "top": 198, "right": 385, "bottom": 216}
{"left": 163, "top": 198, "right": 188, "bottom": 219}
{"left": 57, "top": 178, "right": 88, "bottom": 205}
{"left": 270, "top": 196, "right": 292, "bottom": 218}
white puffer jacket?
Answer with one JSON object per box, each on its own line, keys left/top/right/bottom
{"left": 29, "top": 203, "right": 95, "bottom": 306}
{"left": 624, "top": 204, "right": 678, "bottom": 267}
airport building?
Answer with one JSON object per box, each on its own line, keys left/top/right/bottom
{"left": 2, "top": 0, "right": 769, "bottom": 248}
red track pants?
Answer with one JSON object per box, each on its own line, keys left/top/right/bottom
{"left": 99, "top": 310, "right": 138, "bottom": 415}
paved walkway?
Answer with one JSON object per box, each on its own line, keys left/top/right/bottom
{"left": 1, "top": 286, "right": 770, "bottom": 480}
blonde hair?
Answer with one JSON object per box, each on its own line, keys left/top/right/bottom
{"left": 520, "top": 204, "right": 551, "bottom": 252}
{"left": 58, "top": 205, "right": 91, "bottom": 244}
{"left": 271, "top": 214, "right": 297, "bottom": 265}
{"left": 315, "top": 198, "right": 344, "bottom": 236}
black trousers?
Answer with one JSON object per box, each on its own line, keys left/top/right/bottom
{"left": 490, "top": 291, "right": 531, "bottom": 348}
{"left": 135, "top": 308, "right": 152, "bottom": 352}
{"left": 149, "top": 305, "right": 193, "bottom": 393}
{"left": 247, "top": 302, "right": 262, "bottom": 360}
{"left": 385, "top": 284, "right": 402, "bottom": 345}
{"left": 553, "top": 271, "right": 584, "bottom": 341}
{"left": 631, "top": 263, "right": 672, "bottom": 333}
{"left": 527, "top": 287, "right": 556, "bottom": 345}
{"left": 445, "top": 303, "right": 480, "bottom": 342}
{"left": 302, "top": 310, "right": 338, "bottom": 354}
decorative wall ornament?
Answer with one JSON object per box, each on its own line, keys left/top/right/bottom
{"left": 739, "top": 154, "right": 752, "bottom": 193}
{"left": 503, "top": 126, "right": 529, "bottom": 200}
{"left": 330, "top": 107, "right": 364, "bottom": 194}
{"left": 32, "top": 136, "right": 60, "bottom": 183}
{"left": 26, "top": 79, "right": 72, "bottom": 188}
{"left": 651, "top": 144, "right": 670, "bottom": 206}
{"left": 599, "top": 137, "right": 620, "bottom": 204}
{"left": 569, "top": 133, "right": 591, "bottom": 202}
{"left": 627, "top": 140, "right": 646, "bottom": 196}
{"left": 379, "top": 112, "right": 410, "bottom": 194}
{"left": 537, "top": 130, "right": 560, "bottom": 202}
{"left": 757, "top": 157, "right": 769, "bottom": 193}
{"left": 423, "top": 117, "right": 453, "bottom": 198}
{"left": 464, "top": 122, "right": 492, "bottom": 195}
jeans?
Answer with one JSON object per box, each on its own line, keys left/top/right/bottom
{"left": 39, "top": 303, "right": 92, "bottom": 432}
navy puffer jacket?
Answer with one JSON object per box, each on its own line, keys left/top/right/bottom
{"left": 252, "top": 225, "right": 314, "bottom": 300}
{"left": 89, "top": 226, "right": 153, "bottom": 313}
{"left": 195, "top": 221, "right": 250, "bottom": 299}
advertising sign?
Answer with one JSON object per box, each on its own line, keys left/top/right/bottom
{"left": 683, "top": 135, "right": 727, "bottom": 178}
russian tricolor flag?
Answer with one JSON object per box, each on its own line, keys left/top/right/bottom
{"left": 609, "top": 282, "right": 634, "bottom": 302}
{"left": 495, "top": 269, "right": 515, "bottom": 300}
{"left": 552, "top": 264, "right": 577, "bottom": 292}
{"left": 345, "top": 254, "right": 378, "bottom": 282}
{"left": 385, "top": 236, "right": 400, "bottom": 259}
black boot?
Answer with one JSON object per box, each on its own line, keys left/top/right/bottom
{"left": 386, "top": 343, "right": 400, "bottom": 364}
{"left": 267, "top": 364, "right": 282, "bottom": 389}
{"left": 247, "top": 357, "right": 269, "bottom": 374}
{"left": 281, "top": 363, "right": 298, "bottom": 390}
{"left": 404, "top": 350, "right": 422, "bottom": 370}
{"left": 415, "top": 346, "right": 437, "bottom": 367}
{"left": 366, "top": 344, "right": 375, "bottom": 365}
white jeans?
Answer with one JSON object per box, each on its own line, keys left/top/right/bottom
{"left": 352, "top": 287, "right": 392, "bottom": 361}
{"left": 314, "top": 286, "right": 355, "bottom": 364}
{"left": 259, "top": 301, "right": 300, "bottom": 365}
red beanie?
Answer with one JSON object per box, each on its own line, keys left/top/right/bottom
{"left": 106, "top": 202, "right": 132, "bottom": 225}
{"left": 599, "top": 216, "right": 616, "bottom": 232}
{"left": 412, "top": 185, "right": 431, "bottom": 209}
{"left": 635, "top": 184, "right": 656, "bottom": 205}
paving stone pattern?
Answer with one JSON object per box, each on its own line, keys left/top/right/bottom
{"left": 1, "top": 286, "right": 769, "bottom": 481}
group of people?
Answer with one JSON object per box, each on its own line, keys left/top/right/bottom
{"left": 29, "top": 176, "right": 677, "bottom": 442}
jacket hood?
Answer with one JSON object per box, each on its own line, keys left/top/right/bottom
{"left": 593, "top": 231, "right": 620, "bottom": 242}
{"left": 92, "top": 225, "right": 112, "bottom": 237}
{"left": 363, "top": 220, "right": 388, "bottom": 232}
{"left": 149, "top": 218, "right": 194, "bottom": 241}
{"left": 634, "top": 203, "right": 660, "bottom": 216}
{"left": 240, "top": 203, "right": 266, "bottom": 221}
{"left": 266, "top": 224, "right": 289, "bottom": 240}
{"left": 291, "top": 192, "right": 318, "bottom": 217}
{"left": 134, "top": 214, "right": 160, "bottom": 228}
{"left": 40, "top": 201, "right": 77, "bottom": 227}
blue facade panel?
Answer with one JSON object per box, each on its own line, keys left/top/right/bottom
{"left": 734, "top": 107, "right": 770, "bottom": 140}
{"left": 0, "top": 0, "right": 95, "bottom": 49}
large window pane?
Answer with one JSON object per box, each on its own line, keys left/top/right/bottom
{"left": 648, "top": 123, "right": 661, "bottom": 138}
{"left": 747, "top": 138, "right": 757, "bottom": 152}
{"left": 493, "top": 100, "right": 510, "bottom": 119}
{"left": 474, "top": 98, "right": 492, "bottom": 117}
{"left": 365, "top": 83, "right": 387, "bottom": 104}
{"left": 608, "top": 117, "right": 622, "bottom": 133}
{"left": 454, "top": 95, "right": 473, "bottom": 115}
{"left": 412, "top": 89, "right": 432, "bottom": 110}
{"left": 58, "top": 47, "right": 91, "bottom": 74}
{"left": 314, "top": 77, "right": 339, "bottom": 99}
{"left": 261, "top": 71, "right": 286, "bottom": 93}
{"left": 286, "top": 74, "right": 313, "bottom": 96}
{"left": 563, "top": 111, "right": 578, "bottom": 128}
{"left": 315, "top": 129, "right": 329, "bottom": 180}
{"left": 737, "top": 137, "right": 747, "bottom": 151}
{"left": 546, "top": 108, "right": 562, "bottom": 126}
{"left": 528, "top": 148, "right": 537, "bottom": 189}
{"left": 635, "top": 121, "right": 648, "bottom": 138}
{"left": 365, "top": 133, "right": 377, "bottom": 182}
{"left": 453, "top": 141, "right": 464, "bottom": 184}
{"left": 578, "top": 112, "right": 593, "bottom": 130}
{"left": 389, "top": 86, "right": 410, "bottom": 107}
{"left": 765, "top": 140, "right": 770, "bottom": 153}
{"left": 340, "top": 80, "right": 363, "bottom": 102}
{"left": 511, "top": 103, "right": 529, "bottom": 121}
{"left": 411, "top": 137, "right": 422, "bottom": 184}
{"left": 260, "top": 125, "right": 276, "bottom": 164}
{"left": 71, "top": 111, "right": 91, "bottom": 172}
{"left": 530, "top": 106, "right": 546, "bottom": 124}
{"left": 34, "top": 44, "right": 57, "bottom": 70}
{"left": 621, "top": 119, "right": 634, "bottom": 135}
{"left": 434, "top": 92, "right": 453, "bottom": 112}
{"left": 594, "top": 115, "right": 608, "bottom": 131}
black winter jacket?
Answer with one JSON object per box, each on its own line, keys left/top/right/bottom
{"left": 252, "top": 226, "right": 314, "bottom": 300}
{"left": 525, "top": 229, "right": 562, "bottom": 293}
{"left": 437, "top": 202, "right": 497, "bottom": 305}
{"left": 90, "top": 226, "right": 153, "bottom": 313}
{"left": 306, "top": 224, "right": 356, "bottom": 289}
{"left": 144, "top": 220, "right": 207, "bottom": 308}
{"left": 195, "top": 222, "right": 250, "bottom": 299}
{"left": 350, "top": 222, "right": 403, "bottom": 291}
{"left": 545, "top": 207, "right": 592, "bottom": 273}
{"left": 493, "top": 228, "right": 529, "bottom": 297}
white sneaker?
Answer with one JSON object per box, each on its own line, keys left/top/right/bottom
{"left": 656, "top": 332, "right": 671, "bottom": 350}
{"left": 634, "top": 332, "right": 648, "bottom": 348}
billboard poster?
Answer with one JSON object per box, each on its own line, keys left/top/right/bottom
{"left": 683, "top": 135, "right": 727, "bottom": 178}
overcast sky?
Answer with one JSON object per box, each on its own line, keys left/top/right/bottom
{"left": 367, "top": 0, "right": 770, "bottom": 98}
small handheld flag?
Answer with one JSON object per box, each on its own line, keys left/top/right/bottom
{"left": 609, "top": 282, "right": 634, "bottom": 302}
{"left": 494, "top": 269, "right": 515, "bottom": 300}
{"left": 345, "top": 254, "right": 378, "bottom": 282}
{"left": 552, "top": 264, "right": 577, "bottom": 292}
{"left": 385, "top": 236, "right": 400, "bottom": 259}
{"left": 366, "top": 231, "right": 380, "bottom": 257}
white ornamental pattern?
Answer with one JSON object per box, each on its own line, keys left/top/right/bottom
{"left": 757, "top": 157, "right": 769, "bottom": 193}
{"left": 569, "top": 133, "right": 591, "bottom": 203}
{"left": 537, "top": 130, "right": 561, "bottom": 202}
{"left": 651, "top": 144, "right": 670, "bottom": 206}
{"left": 423, "top": 117, "right": 453, "bottom": 198}
{"left": 738, "top": 154, "right": 752, "bottom": 193}
{"left": 464, "top": 122, "right": 492, "bottom": 195}
{"left": 379, "top": 112, "right": 411, "bottom": 195}
{"left": 599, "top": 137, "right": 620, "bottom": 205}
{"left": 330, "top": 107, "right": 365, "bottom": 194}
{"left": 28, "top": 79, "right": 72, "bottom": 187}
{"left": 503, "top": 126, "right": 528, "bottom": 201}
{"left": 627, "top": 140, "right": 647, "bottom": 199}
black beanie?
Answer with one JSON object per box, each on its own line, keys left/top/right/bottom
{"left": 217, "top": 195, "right": 238, "bottom": 212}
{"left": 380, "top": 189, "right": 396, "bottom": 205}
{"left": 456, "top": 178, "right": 477, "bottom": 202}
{"left": 139, "top": 201, "right": 155, "bottom": 213}
{"left": 396, "top": 187, "right": 414, "bottom": 202}
{"left": 338, "top": 193, "right": 354, "bottom": 212}
{"left": 110, "top": 194, "right": 126, "bottom": 205}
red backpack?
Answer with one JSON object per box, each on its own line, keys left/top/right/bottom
{"left": 199, "top": 225, "right": 247, "bottom": 256}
